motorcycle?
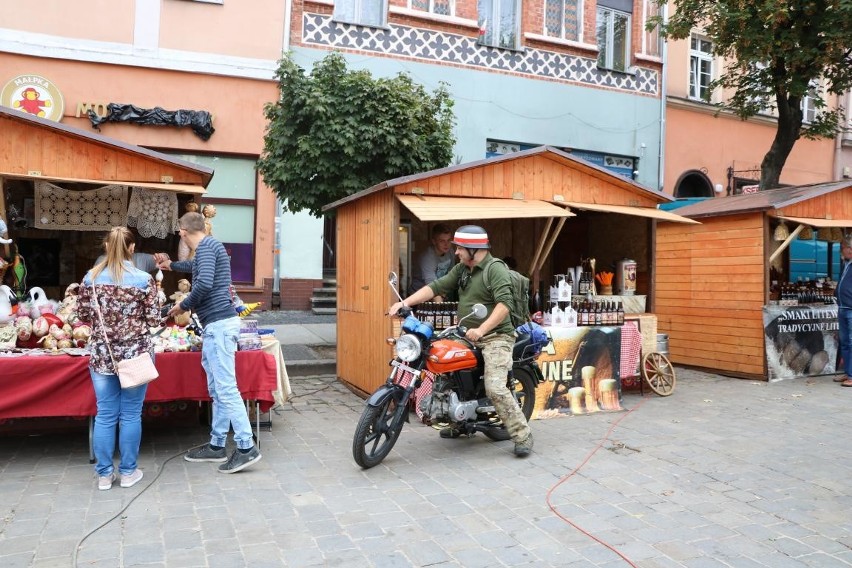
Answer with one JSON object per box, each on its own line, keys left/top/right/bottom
{"left": 352, "top": 272, "right": 544, "bottom": 469}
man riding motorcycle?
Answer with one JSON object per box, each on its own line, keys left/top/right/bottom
{"left": 388, "top": 225, "right": 534, "bottom": 457}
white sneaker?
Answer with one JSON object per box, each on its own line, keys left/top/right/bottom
{"left": 120, "top": 469, "right": 144, "bottom": 488}
{"left": 98, "top": 472, "right": 115, "bottom": 491}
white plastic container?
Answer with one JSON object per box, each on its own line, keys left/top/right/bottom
{"left": 615, "top": 259, "right": 637, "bottom": 296}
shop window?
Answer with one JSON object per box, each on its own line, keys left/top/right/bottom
{"left": 168, "top": 154, "right": 257, "bottom": 284}
{"left": 596, "top": 2, "right": 632, "bottom": 72}
{"left": 409, "top": 0, "right": 453, "bottom": 16}
{"left": 689, "top": 35, "right": 713, "bottom": 101}
{"left": 477, "top": 0, "right": 521, "bottom": 50}
{"left": 334, "top": 0, "right": 388, "bottom": 27}
{"left": 544, "top": 0, "right": 581, "bottom": 42}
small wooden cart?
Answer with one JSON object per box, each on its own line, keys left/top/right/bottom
{"left": 625, "top": 314, "right": 676, "bottom": 396}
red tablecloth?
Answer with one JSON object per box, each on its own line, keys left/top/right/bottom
{"left": 0, "top": 350, "right": 278, "bottom": 419}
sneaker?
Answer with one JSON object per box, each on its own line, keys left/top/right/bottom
{"left": 185, "top": 444, "right": 227, "bottom": 463}
{"left": 218, "top": 446, "right": 262, "bottom": 474}
{"left": 440, "top": 427, "right": 462, "bottom": 439}
{"left": 120, "top": 469, "right": 144, "bottom": 488}
{"left": 514, "top": 433, "right": 534, "bottom": 458}
{"left": 98, "top": 472, "right": 115, "bottom": 491}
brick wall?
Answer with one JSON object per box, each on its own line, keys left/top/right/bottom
{"left": 234, "top": 278, "right": 273, "bottom": 309}
{"left": 280, "top": 278, "right": 324, "bottom": 310}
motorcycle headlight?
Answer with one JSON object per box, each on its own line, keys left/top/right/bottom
{"left": 395, "top": 334, "right": 422, "bottom": 362}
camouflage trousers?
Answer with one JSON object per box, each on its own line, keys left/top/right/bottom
{"left": 478, "top": 333, "right": 531, "bottom": 444}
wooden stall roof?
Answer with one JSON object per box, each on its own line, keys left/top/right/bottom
{"left": 396, "top": 195, "right": 575, "bottom": 220}
{"left": 669, "top": 181, "right": 852, "bottom": 220}
{"left": 323, "top": 145, "right": 675, "bottom": 212}
{"left": 0, "top": 105, "right": 213, "bottom": 191}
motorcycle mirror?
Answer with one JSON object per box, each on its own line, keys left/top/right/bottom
{"left": 471, "top": 303, "right": 487, "bottom": 318}
{"left": 388, "top": 272, "right": 404, "bottom": 303}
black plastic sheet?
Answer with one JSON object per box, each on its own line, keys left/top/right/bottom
{"left": 88, "top": 103, "right": 215, "bottom": 141}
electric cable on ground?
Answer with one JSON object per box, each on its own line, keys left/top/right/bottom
{"left": 545, "top": 394, "right": 652, "bottom": 567}
{"left": 71, "top": 443, "right": 204, "bottom": 568}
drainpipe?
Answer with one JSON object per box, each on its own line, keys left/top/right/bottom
{"left": 283, "top": 0, "right": 292, "bottom": 52}
{"left": 657, "top": 3, "right": 669, "bottom": 194}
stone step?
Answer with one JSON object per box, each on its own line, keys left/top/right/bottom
{"left": 311, "top": 296, "right": 337, "bottom": 306}
{"left": 311, "top": 307, "right": 337, "bottom": 315}
{"left": 312, "top": 287, "right": 337, "bottom": 296}
{"left": 322, "top": 278, "right": 337, "bottom": 287}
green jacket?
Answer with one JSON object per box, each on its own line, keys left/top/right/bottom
{"left": 429, "top": 252, "right": 514, "bottom": 335}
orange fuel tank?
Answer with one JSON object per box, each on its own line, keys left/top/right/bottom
{"left": 426, "top": 339, "right": 478, "bottom": 374}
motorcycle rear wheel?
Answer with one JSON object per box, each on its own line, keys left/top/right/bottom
{"left": 482, "top": 367, "right": 537, "bottom": 441}
{"left": 352, "top": 395, "right": 404, "bottom": 469}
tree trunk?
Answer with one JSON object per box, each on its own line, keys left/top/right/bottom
{"left": 760, "top": 95, "right": 803, "bottom": 190}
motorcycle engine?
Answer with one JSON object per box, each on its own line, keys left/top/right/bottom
{"left": 419, "top": 376, "right": 479, "bottom": 425}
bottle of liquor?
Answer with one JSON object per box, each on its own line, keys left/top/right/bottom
{"left": 578, "top": 301, "right": 587, "bottom": 326}
{"left": 616, "top": 301, "right": 625, "bottom": 325}
{"left": 593, "top": 300, "right": 601, "bottom": 326}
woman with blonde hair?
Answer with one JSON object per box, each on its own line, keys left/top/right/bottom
{"left": 77, "top": 227, "right": 162, "bottom": 490}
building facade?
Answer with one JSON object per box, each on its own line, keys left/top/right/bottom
{"left": 0, "top": 0, "right": 326, "bottom": 308}
{"left": 662, "top": 26, "right": 839, "bottom": 198}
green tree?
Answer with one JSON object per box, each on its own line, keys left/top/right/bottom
{"left": 652, "top": 0, "right": 852, "bottom": 189}
{"left": 258, "top": 53, "right": 456, "bottom": 216}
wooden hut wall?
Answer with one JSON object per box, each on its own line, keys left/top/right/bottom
{"left": 777, "top": 191, "right": 852, "bottom": 218}
{"left": 395, "top": 155, "right": 660, "bottom": 206}
{"left": 656, "top": 212, "right": 766, "bottom": 377}
{"left": 336, "top": 190, "right": 397, "bottom": 394}
{"left": 0, "top": 118, "right": 205, "bottom": 185}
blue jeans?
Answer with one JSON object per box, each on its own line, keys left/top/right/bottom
{"left": 839, "top": 308, "right": 852, "bottom": 377}
{"left": 202, "top": 317, "right": 254, "bottom": 450}
{"left": 91, "top": 369, "right": 148, "bottom": 477}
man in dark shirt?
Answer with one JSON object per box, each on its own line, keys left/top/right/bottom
{"left": 155, "top": 212, "right": 261, "bottom": 472}
{"left": 837, "top": 236, "right": 852, "bottom": 386}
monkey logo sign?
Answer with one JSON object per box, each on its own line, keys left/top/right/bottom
{"left": 1, "top": 74, "right": 65, "bottom": 122}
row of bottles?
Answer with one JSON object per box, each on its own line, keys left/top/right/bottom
{"left": 544, "top": 300, "right": 624, "bottom": 327}
{"left": 414, "top": 302, "right": 459, "bottom": 330}
{"left": 577, "top": 299, "right": 624, "bottom": 326}
{"left": 771, "top": 281, "right": 837, "bottom": 306}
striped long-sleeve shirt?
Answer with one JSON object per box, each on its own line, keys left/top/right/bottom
{"left": 171, "top": 236, "right": 235, "bottom": 326}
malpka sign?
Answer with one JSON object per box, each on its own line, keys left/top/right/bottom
{"left": 1, "top": 74, "right": 65, "bottom": 122}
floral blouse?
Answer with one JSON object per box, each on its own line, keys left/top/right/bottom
{"left": 77, "top": 262, "right": 162, "bottom": 375}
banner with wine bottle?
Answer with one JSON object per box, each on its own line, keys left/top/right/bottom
{"left": 763, "top": 304, "right": 839, "bottom": 381}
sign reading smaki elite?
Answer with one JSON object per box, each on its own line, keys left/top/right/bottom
{"left": 1, "top": 74, "right": 65, "bottom": 122}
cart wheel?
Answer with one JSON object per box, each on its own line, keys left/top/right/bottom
{"left": 642, "top": 352, "right": 676, "bottom": 396}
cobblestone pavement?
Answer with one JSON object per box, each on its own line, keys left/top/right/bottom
{"left": 3, "top": 368, "right": 852, "bottom": 567}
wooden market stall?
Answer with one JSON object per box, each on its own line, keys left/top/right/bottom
{"left": 323, "top": 146, "right": 698, "bottom": 395}
{"left": 0, "top": 105, "right": 212, "bottom": 296}
{"left": 655, "top": 181, "right": 852, "bottom": 380}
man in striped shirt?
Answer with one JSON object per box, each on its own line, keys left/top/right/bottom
{"left": 155, "top": 212, "right": 261, "bottom": 473}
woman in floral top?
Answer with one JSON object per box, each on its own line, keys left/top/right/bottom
{"left": 77, "top": 227, "right": 162, "bottom": 491}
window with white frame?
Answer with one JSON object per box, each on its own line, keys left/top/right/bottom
{"left": 334, "top": 0, "right": 387, "bottom": 27}
{"left": 409, "top": 0, "right": 453, "bottom": 16}
{"left": 596, "top": 2, "right": 632, "bottom": 72}
{"left": 544, "top": 0, "right": 581, "bottom": 42}
{"left": 642, "top": 0, "right": 661, "bottom": 57}
{"left": 689, "top": 35, "right": 713, "bottom": 101}
{"left": 802, "top": 80, "right": 820, "bottom": 124}
{"left": 477, "top": 0, "right": 521, "bottom": 50}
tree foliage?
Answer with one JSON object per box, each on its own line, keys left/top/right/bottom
{"left": 258, "top": 53, "right": 456, "bottom": 216}
{"left": 652, "top": 0, "right": 852, "bottom": 189}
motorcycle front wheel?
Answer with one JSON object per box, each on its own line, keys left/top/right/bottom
{"left": 482, "top": 366, "right": 537, "bottom": 441}
{"left": 352, "top": 395, "right": 404, "bottom": 469}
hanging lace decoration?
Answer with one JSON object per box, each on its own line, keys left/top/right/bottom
{"left": 126, "top": 187, "right": 179, "bottom": 239}
{"left": 35, "top": 181, "right": 128, "bottom": 231}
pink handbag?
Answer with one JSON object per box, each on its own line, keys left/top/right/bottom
{"left": 91, "top": 281, "right": 159, "bottom": 389}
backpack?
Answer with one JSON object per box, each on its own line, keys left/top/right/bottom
{"left": 482, "top": 258, "right": 531, "bottom": 328}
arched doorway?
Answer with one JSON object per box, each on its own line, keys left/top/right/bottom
{"left": 674, "top": 170, "right": 714, "bottom": 198}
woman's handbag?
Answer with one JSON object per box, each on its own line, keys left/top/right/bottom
{"left": 91, "top": 280, "right": 159, "bottom": 389}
